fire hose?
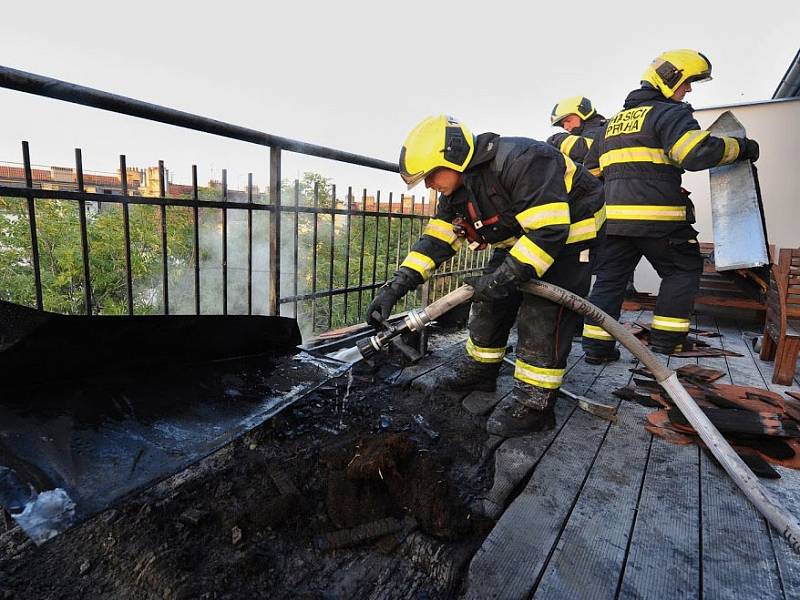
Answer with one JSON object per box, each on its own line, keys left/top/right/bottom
{"left": 358, "top": 282, "right": 800, "bottom": 554}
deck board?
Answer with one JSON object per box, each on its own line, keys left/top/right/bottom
{"left": 460, "top": 312, "right": 800, "bottom": 599}
{"left": 617, "top": 314, "right": 704, "bottom": 600}
{"left": 466, "top": 336, "right": 639, "bottom": 599}
{"left": 699, "top": 319, "right": 784, "bottom": 599}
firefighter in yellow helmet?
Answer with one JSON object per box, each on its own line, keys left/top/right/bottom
{"left": 547, "top": 96, "right": 607, "bottom": 164}
{"left": 366, "top": 115, "right": 606, "bottom": 437}
{"left": 581, "top": 49, "right": 760, "bottom": 360}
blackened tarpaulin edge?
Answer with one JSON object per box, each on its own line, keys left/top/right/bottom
{"left": 0, "top": 300, "right": 347, "bottom": 544}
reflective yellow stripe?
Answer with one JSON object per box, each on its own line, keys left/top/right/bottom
{"left": 668, "top": 130, "right": 710, "bottom": 164}
{"left": 563, "top": 155, "right": 577, "bottom": 194}
{"left": 515, "top": 202, "right": 571, "bottom": 231}
{"left": 594, "top": 205, "right": 607, "bottom": 229}
{"left": 422, "top": 218, "right": 461, "bottom": 248}
{"left": 599, "top": 147, "right": 673, "bottom": 169}
{"left": 651, "top": 315, "right": 690, "bottom": 332}
{"left": 400, "top": 251, "right": 436, "bottom": 280}
{"left": 492, "top": 236, "right": 518, "bottom": 249}
{"left": 566, "top": 217, "right": 596, "bottom": 244}
{"left": 565, "top": 206, "right": 607, "bottom": 244}
{"left": 589, "top": 167, "right": 602, "bottom": 177}
{"left": 583, "top": 324, "right": 614, "bottom": 341}
{"left": 586, "top": 138, "right": 594, "bottom": 149}
{"left": 719, "top": 136, "right": 740, "bottom": 165}
{"left": 465, "top": 337, "right": 506, "bottom": 363}
{"left": 509, "top": 237, "right": 554, "bottom": 277}
{"left": 514, "top": 359, "right": 565, "bottom": 390}
{"left": 606, "top": 204, "right": 686, "bottom": 221}
{"left": 559, "top": 135, "right": 580, "bottom": 157}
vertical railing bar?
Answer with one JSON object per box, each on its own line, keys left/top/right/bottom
{"left": 384, "top": 191, "right": 392, "bottom": 281}
{"left": 395, "top": 195, "right": 403, "bottom": 281}
{"left": 311, "top": 181, "right": 319, "bottom": 331}
{"left": 221, "top": 168, "right": 228, "bottom": 315}
{"left": 327, "top": 184, "right": 336, "bottom": 330}
{"left": 356, "top": 188, "right": 367, "bottom": 318}
{"left": 119, "top": 155, "right": 134, "bottom": 315}
{"left": 371, "top": 189, "right": 380, "bottom": 296}
{"left": 22, "top": 141, "right": 43, "bottom": 310}
{"left": 247, "top": 172, "right": 253, "bottom": 316}
{"left": 158, "top": 160, "right": 169, "bottom": 315}
{"left": 343, "top": 186, "right": 352, "bottom": 322}
{"left": 74, "top": 148, "right": 92, "bottom": 315}
{"left": 192, "top": 165, "right": 200, "bottom": 315}
{"left": 404, "top": 196, "right": 415, "bottom": 310}
{"left": 268, "top": 148, "right": 281, "bottom": 316}
{"left": 293, "top": 179, "right": 299, "bottom": 319}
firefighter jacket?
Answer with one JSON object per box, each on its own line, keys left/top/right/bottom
{"left": 583, "top": 85, "right": 750, "bottom": 237}
{"left": 546, "top": 113, "right": 607, "bottom": 164}
{"left": 396, "top": 133, "right": 606, "bottom": 286}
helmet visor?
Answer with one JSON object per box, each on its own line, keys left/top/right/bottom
{"left": 400, "top": 168, "right": 429, "bottom": 190}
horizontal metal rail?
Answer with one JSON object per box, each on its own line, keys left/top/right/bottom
{"left": 0, "top": 66, "right": 398, "bottom": 172}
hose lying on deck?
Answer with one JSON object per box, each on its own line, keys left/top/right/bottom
{"left": 416, "top": 280, "right": 800, "bottom": 553}
{"left": 514, "top": 279, "right": 800, "bottom": 555}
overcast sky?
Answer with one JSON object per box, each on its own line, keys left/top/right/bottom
{"left": 1, "top": 1, "right": 798, "bottom": 197}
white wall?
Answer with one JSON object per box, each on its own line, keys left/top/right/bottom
{"left": 633, "top": 97, "right": 800, "bottom": 293}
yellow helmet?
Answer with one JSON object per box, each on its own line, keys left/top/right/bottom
{"left": 399, "top": 115, "right": 474, "bottom": 189}
{"left": 642, "top": 49, "right": 713, "bottom": 98}
{"left": 550, "top": 96, "right": 596, "bottom": 126}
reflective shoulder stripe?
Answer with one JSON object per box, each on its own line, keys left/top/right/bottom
{"left": 515, "top": 202, "right": 570, "bottom": 231}
{"left": 585, "top": 138, "right": 594, "bottom": 149}
{"left": 400, "top": 251, "right": 436, "bottom": 280}
{"left": 589, "top": 167, "right": 602, "bottom": 177}
{"left": 509, "top": 237, "right": 554, "bottom": 277}
{"left": 466, "top": 337, "right": 506, "bottom": 363}
{"left": 559, "top": 135, "right": 581, "bottom": 157}
{"left": 583, "top": 323, "right": 614, "bottom": 341}
{"left": 514, "top": 358, "right": 565, "bottom": 389}
{"left": 563, "top": 155, "right": 577, "bottom": 194}
{"left": 668, "top": 129, "right": 710, "bottom": 165}
{"left": 423, "top": 218, "right": 461, "bottom": 248}
{"left": 606, "top": 204, "right": 686, "bottom": 221}
{"left": 718, "top": 136, "right": 741, "bottom": 165}
{"left": 599, "top": 147, "right": 673, "bottom": 169}
{"left": 651, "top": 315, "right": 690, "bottom": 332}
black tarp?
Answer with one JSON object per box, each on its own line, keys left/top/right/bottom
{"left": 0, "top": 301, "right": 342, "bottom": 543}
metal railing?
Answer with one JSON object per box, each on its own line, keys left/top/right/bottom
{"left": 0, "top": 66, "right": 488, "bottom": 333}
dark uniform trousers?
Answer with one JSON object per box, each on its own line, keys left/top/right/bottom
{"left": 470, "top": 248, "right": 593, "bottom": 384}
{"left": 582, "top": 225, "right": 703, "bottom": 355}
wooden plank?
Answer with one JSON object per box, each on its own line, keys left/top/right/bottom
{"left": 389, "top": 336, "right": 466, "bottom": 387}
{"left": 618, "top": 439, "right": 701, "bottom": 599}
{"left": 477, "top": 346, "right": 605, "bottom": 519}
{"left": 700, "top": 319, "right": 784, "bottom": 599}
{"left": 736, "top": 320, "right": 800, "bottom": 599}
{"left": 613, "top": 318, "right": 705, "bottom": 598}
{"left": 534, "top": 401, "right": 652, "bottom": 600}
{"left": 465, "top": 333, "right": 638, "bottom": 599}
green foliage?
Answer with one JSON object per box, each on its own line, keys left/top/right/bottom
{"left": 0, "top": 172, "right": 475, "bottom": 334}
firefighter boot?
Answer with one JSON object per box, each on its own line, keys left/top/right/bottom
{"left": 486, "top": 381, "right": 556, "bottom": 437}
{"left": 436, "top": 354, "right": 501, "bottom": 393}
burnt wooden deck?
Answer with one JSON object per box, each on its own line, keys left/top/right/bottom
{"left": 411, "top": 311, "right": 800, "bottom": 599}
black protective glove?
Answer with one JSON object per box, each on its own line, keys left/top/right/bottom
{"left": 464, "top": 256, "right": 534, "bottom": 303}
{"left": 735, "top": 137, "right": 760, "bottom": 163}
{"left": 366, "top": 269, "right": 418, "bottom": 327}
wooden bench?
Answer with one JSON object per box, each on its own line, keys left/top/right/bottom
{"left": 760, "top": 248, "right": 800, "bottom": 385}
{"left": 693, "top": 242, "right": 768, "bottom": 313}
